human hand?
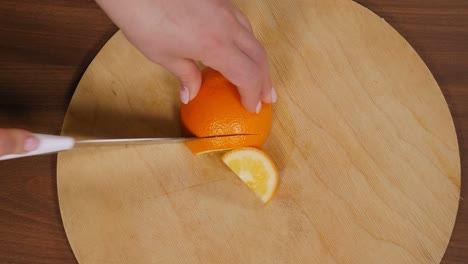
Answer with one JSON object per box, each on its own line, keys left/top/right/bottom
{"left": 96, "top": 0, "right": 276, "bottom": 113}
{"left": 0, "top": 129, "right": 39, "bottom": 157}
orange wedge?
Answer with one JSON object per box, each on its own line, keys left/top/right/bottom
{"left": 222, "top": 147, "right": 279, "bottom": 203}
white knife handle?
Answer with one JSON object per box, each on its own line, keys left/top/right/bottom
{"left": 0, "top": 134, "right": 76, "bottom": 161}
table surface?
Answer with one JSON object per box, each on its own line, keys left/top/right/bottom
{"left": 0, "top": 0, "right": 466, "bottom": 263}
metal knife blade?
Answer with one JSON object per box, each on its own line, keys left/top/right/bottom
{"left": 75, "top": 137, "right": 195, "bottom": 147}
{"left": 74, "top": 134, "right": 256, "bottom": 147}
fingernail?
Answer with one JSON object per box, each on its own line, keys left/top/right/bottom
{"left": 180, "top": 86, "right": 189, "bottom": 104}
{"left": 271, "top": 87, "right": 278, "bottom": 103}
{"left": 24, "top": 136, "right": 39, "bottom": 152}
{"left": 256, "top": 101, "right": 262, "bottom": 114}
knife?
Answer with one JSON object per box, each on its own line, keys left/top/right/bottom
{"left": 0, "top": 133, "right": 248, "bottom": 161}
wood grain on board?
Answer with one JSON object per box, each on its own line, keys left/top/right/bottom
{"left": 1, "top": 0, "right": 467, "bottom": 263}
{"left": 57, "top": 0, "right": 460, "bottom": 263}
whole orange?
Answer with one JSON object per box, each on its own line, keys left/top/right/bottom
{"left": 180, "top": 68, "right": 272, "bottom": 154}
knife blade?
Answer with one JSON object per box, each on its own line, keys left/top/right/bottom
{"left": 74, "top": 134, "right": 253, "bottom": 147}
{"left": 75, "top": 137, "right": 196, "bottom": 147}
{"left": 0, "top": 133, "right": 255, "bottom": 161}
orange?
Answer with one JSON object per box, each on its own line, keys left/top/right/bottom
{"left": 222, "top": 147, "right": 279, "bottom": 203}
{"left": 180, "top": 68, "right": 272, "bottom": 154}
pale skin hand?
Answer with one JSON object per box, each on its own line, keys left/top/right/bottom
{"left": 95, "top": 0, "right": 277, "bottom": 113}
{"left": 1, "top": 0, "right": 277, "bottom": 156}
{"left": 0, "top": 129, "right": 39, "bottom": 156}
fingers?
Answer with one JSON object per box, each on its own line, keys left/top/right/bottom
{"left": 205, "top": 43, "right": 263, "bottom": 113}
{"left": 207, "top": 10, "right": 275, "bottom": 111}
{"left": 234, "top": 27, "right": 275, "bottom": 103}
{"left": 233, "top": 11, "right": 276, "bottom": 105}
{"left": 162, "top": 59, "right": 203, "bottom": 104}
{"left": 0, "top": 129, "right": 39, "bottom": 156}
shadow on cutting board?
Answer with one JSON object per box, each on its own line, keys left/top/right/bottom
{"left": 61, "top": 101, "right": 183, "bottom": 140}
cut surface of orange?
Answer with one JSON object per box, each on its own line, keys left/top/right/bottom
{"left": 180, "top": 68, "right": 272, "bottom": 154}
{"left": 185, "top": 135, "right": 265, "bottom": 155}
{"left": 222, "top": 147, "right": 279, "bottom": 203}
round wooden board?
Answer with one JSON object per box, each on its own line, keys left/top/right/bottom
{"left": 57, "top": 0, "right": 461, "bottom": 263}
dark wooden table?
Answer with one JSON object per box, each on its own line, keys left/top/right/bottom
{"left": 0, "top": 0, "right": 466, "bottom": 263}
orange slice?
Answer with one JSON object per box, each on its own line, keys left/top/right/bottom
{"left": 185, "top": 135, "right": 264, "bottom": 155}
{"left": 222, "top": 147, "right": 279, "bottom": 203}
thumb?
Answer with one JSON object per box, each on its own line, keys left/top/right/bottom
{"left": 0, "top": 129, "right": 39, "bottom": 156}
{"left": 163, "top": 59, "right": 202, "bottom": 104}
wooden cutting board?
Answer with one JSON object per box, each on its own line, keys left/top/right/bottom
{"left": 57, "top": 0, "right": 461, "bottom": 263}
